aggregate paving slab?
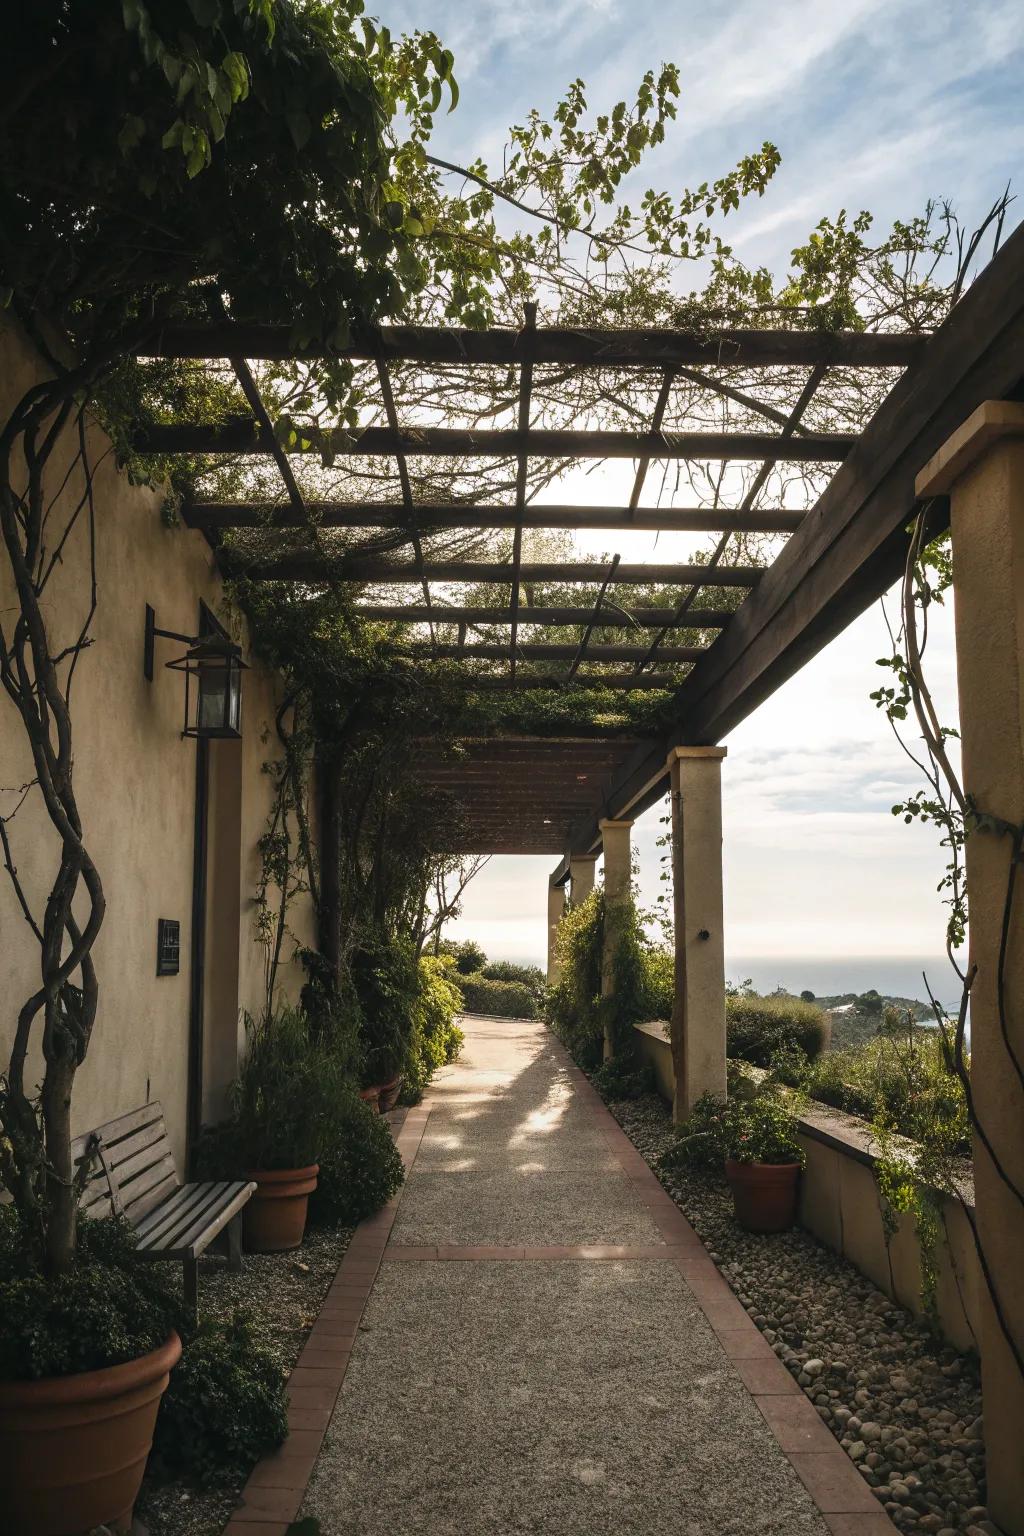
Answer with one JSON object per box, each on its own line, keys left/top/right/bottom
{"left": 293, "top": 1016, "right": 832, "bottom": 1536}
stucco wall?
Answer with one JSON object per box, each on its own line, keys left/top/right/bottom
{"left": 0, "top": 319, "right": 314, "bottom": 1173}
{"left": 633, "top": 1022, "right": 983, "bottom": 1354}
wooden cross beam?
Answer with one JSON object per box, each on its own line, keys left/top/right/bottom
{"left": 182, "top": 502, "right": 806, "bottom": 535}
{"left": 234, "top": 557, "right": 763, "bottom": 585}
{"left": 353, "top": 604, "right": 736, "bottom": 627}
{"left": 385, "top": 641, "right": 702, "bottom": 663}
{"left": 136, "top": 421, "right": 854, "bottom": 462}
{"left": 138, "top": 323, "right": 928, "bottom": 370}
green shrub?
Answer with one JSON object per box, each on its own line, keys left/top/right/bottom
{"left": 232, "top": 1005, "right": 346, "bottom": 1169}
{"left": 726, "top": 992, "right": 829, "bottom": 1068}
{"left": 546, "top": 890, "right": 604, "bottom": 1063}
{"left": 458, "top": 972, "right": 538, "bottom": 1018}
{"left": 453, "top": 939, "right": 487, "bottom": 975}
{"left": 351, "top": 935, "right": 421, "bottom": 1085}
{"left": 803, "top": 1018, "right": 969, "bottom": 1153}
{"left": 154, "top": 1310, "right": 287, "bottom": 1485}
{"left": 592, "top": 1057, "right": 655, "bottom": 1100}
{"left": 0, "top": 1208, "right": 182, "bottom": 1382}
{"left": 309, "top": 1090, "right": 405, "bottom": 1228}
{"left": 481, "top": 959, "right": 546, "bottom": 1007}
{"left": 661, "top": 1086, "right": 805, "bottom": 1173}
{"left": 644, "top": 946, "right": 674, "bottom": 1020}
{"left": 402, "top": 954, "right": 464, "bottom": 1103}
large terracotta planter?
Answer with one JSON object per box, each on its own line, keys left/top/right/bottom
{"left": 359, "top": 1085, "right": 381, "bottom": 1113}
{"left": 244, "top": 1164, "right": 319, "bottom": 1252}
{"left": 377, "top": 1075, "right": 402, "bottom": 1112}
{"left": 725, "top": 1158, "right": 801, "bottom": 1233}
{"left": 0, "top": 1330, "right": 181, "bottom": 1536}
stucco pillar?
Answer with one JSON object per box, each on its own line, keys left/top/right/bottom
{"left": 917, "top": 401, "right": 1024, "bottom": 1534}
{"left": 568, "top": 852, "right": 598, "bottom": 905}
{"left": 546, "top": 873, "right": 566, "bottom": 986}
{"left": 599, "top": 817, "right": 633, "bottom": 1059}
{"left": 668, "top": 746, "right": 728, "bottom": 1123}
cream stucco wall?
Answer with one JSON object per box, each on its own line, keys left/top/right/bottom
{"left": 0, "top": 319, "right": 314, "bottom": 1173}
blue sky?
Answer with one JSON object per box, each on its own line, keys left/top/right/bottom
{"left": 386, "top": 0, "right": 1023, "bottom": 984}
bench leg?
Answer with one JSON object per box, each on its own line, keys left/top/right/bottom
{"left": 183, "top": 1257, "right": 199, "bottom": 1321}
{"left": 227, "top": 1213, "right": 243, "bottom": 1272}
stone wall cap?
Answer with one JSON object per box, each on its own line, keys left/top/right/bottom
{"left": 915, "top": 399, "right": 1024, "bottom": 498}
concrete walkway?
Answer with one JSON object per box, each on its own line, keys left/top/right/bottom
{"left": 229, "top": 1017, "right": 894, "bottom": 1536}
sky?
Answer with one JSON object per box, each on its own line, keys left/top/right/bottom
{"left": 385, "top": 0, "right": 1023, "bottom": 991}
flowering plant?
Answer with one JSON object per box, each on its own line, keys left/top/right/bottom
{"left": 661, "top": 1088, "right": 805, "bottom": 1172}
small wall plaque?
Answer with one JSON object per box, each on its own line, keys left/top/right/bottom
{"left": 156, "top": 918, "right": 181, "bottom": 976}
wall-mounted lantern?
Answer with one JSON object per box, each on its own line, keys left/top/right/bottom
{"left": 144, "top": 604, "right": 248, "bottom": 739}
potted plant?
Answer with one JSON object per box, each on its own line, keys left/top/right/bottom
{"left": 722, "top": 1092, "right": 806, "bottom": 1232}
{"left": 0, "top": 1207, "right": 182, "bottom": 1535}
{"left": 231, "top": 1006, "right": 342, "bottom": 1253}
{"left": 664, "top": 1087, "right": 806, "bottom": 1233}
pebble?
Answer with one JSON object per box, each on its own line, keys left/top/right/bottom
{"left": 605, "top": 1091, "right": 989, "bottom": 1536}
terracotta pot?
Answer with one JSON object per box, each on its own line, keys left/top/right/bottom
{"left": 725, "top": 1158, "right": 801, "bottom": 1233}
{"left": 377, "top": 1075, "right": 402, "bottom": 1112}
{"left": 359, "top": 1085, "right": 381, "bottom": 1113}
{"left": 0, "top": 1330, "right": 181, "bottom": 1536}
{"left": 244, "top": 1164, "right": 319, "bottom": 1252}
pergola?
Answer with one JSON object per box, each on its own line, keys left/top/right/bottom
{"left": 135, "top": 222, "right": 1024, "bottom": 864}
{"left": 132, "top": 226, "right": 1024, "bottom": 1526}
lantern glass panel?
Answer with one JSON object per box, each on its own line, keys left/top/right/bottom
{"left": 197, "top": 657, "right": 231, "bottom": 733}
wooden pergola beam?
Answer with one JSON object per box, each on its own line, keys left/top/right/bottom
{"left": 185, "top": 502, "right": 806, "bottom": 534}
{"left": 139, "top": 323, "right": 927, "bottom": 369}
{"left": 387, "top": 641, "right": 701, "bottom": 663}
{"left": 137, "top": 421, "right": 854, "bottom": 462}
{"left": 355, "top": 604, "right": 736, "bottom": 627}
{"left": 236, "top": 557, "right": 763, "bottom": 586}
{"left": 467, "top": 673, "right": 676, "bottom": 691}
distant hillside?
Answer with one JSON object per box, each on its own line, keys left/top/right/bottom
{"left": 774, "top": 988, "right": 935, "bottom": 1051}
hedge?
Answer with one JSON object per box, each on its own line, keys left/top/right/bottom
{"left": 726, "top": 992, "right": 829, "bottom": 1067}
{"left": 457, "top": 972, "right": 538, "bottom": 1019}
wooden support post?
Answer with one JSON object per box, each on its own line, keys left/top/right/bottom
{"left": 547, "top": 873, "right": 566, "bottom": 986}
{"left": 917, "top": 403, "right": 1024, "bottom": 1534}
{"left": 599, "top": 818, "right": 633, "bottom": 1060}
{"left": 668, "top": 747, "right": 728, "bottom": 1123}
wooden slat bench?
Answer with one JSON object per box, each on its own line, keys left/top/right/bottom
{"left": 72, "top": 1102, "right": 255, "bottom": 1315}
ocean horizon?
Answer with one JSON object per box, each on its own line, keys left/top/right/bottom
{"left": 725, "top": 955, "right": 964, "bottom": 1014}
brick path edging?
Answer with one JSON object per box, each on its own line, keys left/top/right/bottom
{"left": 223, "top": 1022, "right": 899, "bottom": 1536}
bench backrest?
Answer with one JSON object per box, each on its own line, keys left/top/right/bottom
{"left": 71, "top": 1102, "right": 180, "bottom": 1229}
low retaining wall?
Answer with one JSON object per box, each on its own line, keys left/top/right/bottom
{"left": 633, "top": 1021, "right": 982, "bottom": 1353}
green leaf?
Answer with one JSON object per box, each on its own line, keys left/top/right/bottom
{"left": 287, "top": 111, "right": 311, "bottom": 150}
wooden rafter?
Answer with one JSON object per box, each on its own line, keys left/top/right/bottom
{"left": 634, "top": 362, "right": 828, "bottom": 672}
{"left": 509, "top": 303, "right": 537, "bottom": 679}
{"left": 566, "top": 554, "right": 620, "bottom": 680}
{"left": 374, "top": 357, "right": 436, "bottom": 648}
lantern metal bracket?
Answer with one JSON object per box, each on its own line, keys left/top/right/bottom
{"left": 144, "top": 604, "right": 195, "bottom": 681}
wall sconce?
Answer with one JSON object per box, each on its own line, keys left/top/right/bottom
{"left": 144, "top": 604, "right": 248, "bottom": 739}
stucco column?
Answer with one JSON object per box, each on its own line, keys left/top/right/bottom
{"left": 917, "top": 401, "right": 1024, "bottom": 1534}
{"left": 546, "top": 872, "right": 566, "bottom": 986}
{"left": 599, "top": 817, "right": 633, "bottom": 1059}
{"left": 568, "top": 852, "right": 598, "bottom": 905}
{"left": 668, "top": 746, "right": 727, "bottom": 1123}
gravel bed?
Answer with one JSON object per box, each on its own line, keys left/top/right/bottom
{"left": 135, "top": 1223, "right": 352, "bottom": 1536}
{"left": 603, "top": 1090, "right": 991, "bottom": 1536}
